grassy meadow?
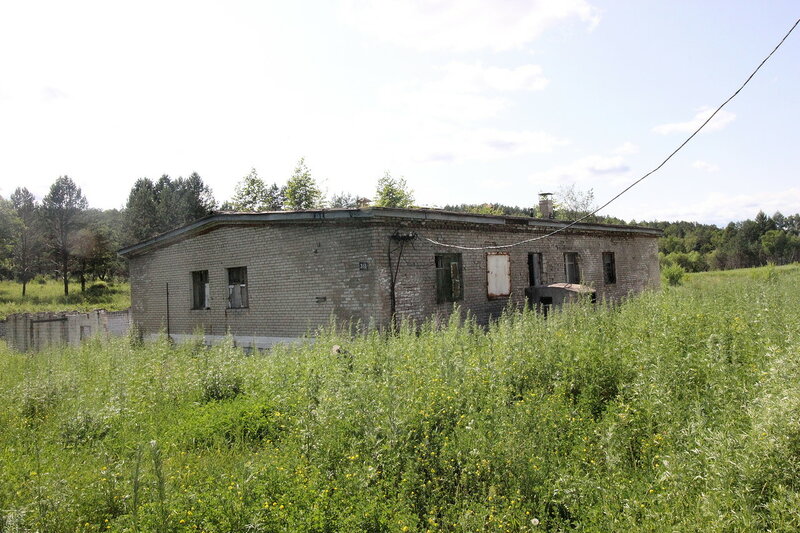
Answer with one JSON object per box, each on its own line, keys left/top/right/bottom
{"left": 0, "top": 279, "right": 130, "bottom": 320}
{"left": 1, "top": 265, "right": 800, "bottom": 531}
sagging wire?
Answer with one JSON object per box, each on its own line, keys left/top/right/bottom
{"left": 418, "top": 17, "right": 800, "bottom": 252}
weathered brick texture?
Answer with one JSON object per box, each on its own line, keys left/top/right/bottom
{"left": 124, "top": 209, "right": 660, "bottom": 340}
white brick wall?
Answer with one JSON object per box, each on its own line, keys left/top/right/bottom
{"left": 128, "top": 215, "right": 660, "bottom": 337}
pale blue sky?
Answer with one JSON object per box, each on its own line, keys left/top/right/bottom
{"left": 1, "top": 1, "right": 798, "bottom": 225}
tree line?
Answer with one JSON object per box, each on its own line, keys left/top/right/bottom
{"left": 651, "top": 211, "right": 800, "bottom": 271}
{"left": 1, "top": 164, "right": 797, "bottom": 297}
{"left": 0, "top": 159, "right": 414, "bottom": 295}
{"left": 444, "top": 186, "right": 800, "bottom": 273}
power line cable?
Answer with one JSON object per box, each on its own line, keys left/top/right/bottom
{"left": 420, "top": 17, "right": 800, "bottom": 252}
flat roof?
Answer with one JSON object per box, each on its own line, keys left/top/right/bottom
{"left": 118, "top": 206, "right": 663, "bottom": 257}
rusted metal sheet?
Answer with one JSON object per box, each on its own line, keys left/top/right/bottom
{"left": 486, "top": 252, "right": 511, "bottom": 298}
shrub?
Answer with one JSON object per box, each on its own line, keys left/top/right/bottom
{"left": 175, "top": 396, "right": 285, "bottom": 448}
{"left": 85, "top": 282, "right": 109, "bottom": 297}
{"left": 20, "top": 382, "right": 62, "bottom": 419}
{"left": 662, "top": 263, "right": 686, "bottom": 286}
{"left": 59, "top": 410, "right": 112, "bottom": 446}
{"left": 200, "top": 368, "right": 243, "bottom": 402}
{"left": 750, "top": 262, "right": 778, "bottom": 283}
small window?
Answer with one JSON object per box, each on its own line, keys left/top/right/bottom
{"left": 192, "top": 270, "right": 210, "bottom": 309}
{"left": 486, "top": 253, "right": 511, "bottom": 298}
{"left": 227, "top": 267, "right": 248, "bottom": 308}
{"left": 603, "top": 252, "right": 616, "bottom": 284}
{"left": 564, "top": 252, "right": 580, "bottom": 284}
{"left": 435, "top": 254, "right": 463, "bottom": 303}
{"left": 528, "top": 252, "right": 543, "bottom": 286}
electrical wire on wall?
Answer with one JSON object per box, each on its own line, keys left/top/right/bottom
{"left": 418, "top": 17, "right": 800, "bottom": 252}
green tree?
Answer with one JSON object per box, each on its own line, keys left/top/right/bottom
{"left": 71, "top": 209, "right": 122, "bottom": 289}
{"left": 124, "top": 173, "right": 216, "bottom": 245}
{"left": 124, "top": 178, "right": 159, "bottom": 245}
{"left": 41, "top": 175, "right": 88, "bottom": 296}
{"left": 0, "top": 196, "right": 20, "bottom": 280}
{"left": 10, "top": 187, "right": 40, "bottom": 295}
{"left": 174, "top": 172, "right": 216, "bottom": 222}
{"left": 284, "top": 158, "right": 323, "bottom": 210}
{"left": 760, "top": 229, "right": 789, "bottom": 265}
{"left": 463, "top": 203, "right": 506, "bottom": 215}
{"left": 330, "top": 192, "right": 370, "bottom": 208}
{"left": 374, "top": 171, "right": 414, "bottom": 208}
{"left": 226, "top": 168, "right": 285, "bottom": 211}
{"left": 443, "top": 203, "right": 531, "bottom": 217}
{"left": 154, "top": 175, "right": 180, "bottom": 231}
{"left": 553, "top": 184, "right": 597, "bottom": 221}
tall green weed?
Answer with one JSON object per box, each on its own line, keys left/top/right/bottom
{"left": 1, "top": 264, "right": 799, "bottom": 531}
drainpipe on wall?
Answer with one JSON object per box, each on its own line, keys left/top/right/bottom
{"left": 165, "top": 282, "right": 171, "bottom": 342}
{"left": 387, "top": 231, "right": 417, "bottom": 331}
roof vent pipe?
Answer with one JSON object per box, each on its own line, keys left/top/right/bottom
{"left": 538, "top": 192, "right": 555, "bottom": 219}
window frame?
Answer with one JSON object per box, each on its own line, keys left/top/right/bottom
{"left": 227, "top": 266, "right": 249, "bottom": 309}
{"left": 191, "top": 270, "right": 210, "bottom": 310}
{"left": 528, "top": 252, "right": 543, "bottom": 286}
{"left": 564, "top": 252, "right": 580, "bottom": 284}
{"left": 603, "top": 251, "right": 617, "bottom": 285}
{"left": 435, "top": 253, "right": 463, "bottom": 304}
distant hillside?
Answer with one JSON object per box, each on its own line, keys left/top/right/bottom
{"left": 444, "top": 203, "right": 800, "bottom": 272}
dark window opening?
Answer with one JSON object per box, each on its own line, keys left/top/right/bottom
{"left": 435, "top": 253, "right": 463, "bottom": 303}
{"left": 528, "top": 252, "right": 543, "bottom": 286}
{"left": 192, "top": 270, "right": 210, "bottom": 309}
{"left": 227, "top": 267, "right": 248, "bottom": 308}
{"left": 603, "top": 252, "right": 617, "bottom": 284}
{"left": 564, "top": 252, "right": 580, "bottom": 284}
{"left": 539, "top": 296, "right": 553, "bottom": 318}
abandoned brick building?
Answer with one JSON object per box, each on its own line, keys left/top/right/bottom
{"left": 118, "top": 207, "right": 662, "bottom": 347}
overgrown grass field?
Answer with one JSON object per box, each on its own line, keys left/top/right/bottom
{"left": 1, "top": 265, "right": 800, "bottom": 531}
{"left": 0, "top": 279, "right": 130, "bottom": 320}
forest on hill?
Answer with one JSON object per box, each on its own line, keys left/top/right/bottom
{"left": 1, "top": 166, "right": 798, "bottom": 298}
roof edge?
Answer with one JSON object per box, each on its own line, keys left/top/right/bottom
{"left": 118, "top": 207, "right": 663, "bottom": 257}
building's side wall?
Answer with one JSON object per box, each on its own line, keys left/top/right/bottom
{"left": 128, "top": 218, "right": 660, "bottom": 341}
{"left": 372, "top": 222, "right": 660, "bottom": 327}
{"left": 128, "top": 221, "right": 380, "bottom": 340}
{"left": 5, "top": 310, "right": 131, "bottom": 352}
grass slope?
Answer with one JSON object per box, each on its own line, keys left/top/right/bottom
{"left": 0, "top": 279, "right": 130, "bottom": 320}
{"left": 1, "top": 265, "right": 799, "bottom": 531}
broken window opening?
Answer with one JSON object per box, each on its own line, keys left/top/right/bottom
{"left": 486, "top": 252, "right": 511, "bottom": 299}
{"left": 227, "top": 266, "right": 249, "bottom": 309}
{"left": 603, "top": 252, "right": 617, "bottom": 285}
{"left": 192, "top": 270, "right": 210, "bottom": 309}
{"left": 528, "top": 252, "right": 543, "bottom": 286}
{"left": 539, "top": 296, "right": 553, "bottom": 318}
{"left": 564, "top": 252, "right": 580, "bottom": 284}
{"left": 435, "top": 253, "right": 463, "bottom": 303}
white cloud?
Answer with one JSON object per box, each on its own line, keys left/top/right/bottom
{"left": 692, "top": 160, "right": 720, "bottom": 173}
{"left": 41, "top": 86, "right": 68, "bottom": 101}
{"left": 640, "top": 188, "right": 800, "bottom": 224}
{"left": 478, "top": 178, "right": 512, "bottom": 191}
{"left": 417, "top": 127, "right": 570, "bottom": 163}
{"left": 438, "top": 62, "right": 549, "bottom": 92}
{"left": 383, "top": 82, "right": 508, "bottom": 122}
{"left": 382, "top": 62, "right": 550, "bottom": 123}
{"left": 339, "top": 0, "right": 600, "bottom": 52}
{"left": 652, "top": 108, "right": 736, "bottom": 135}
{"left": 528, "top": 154, "right": 631, "bottom": 190}
{"left": 613, "top": 141, "right": 639, "bottom": 155}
